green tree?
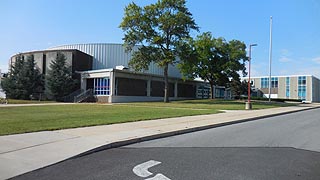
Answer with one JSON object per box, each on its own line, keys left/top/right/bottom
{"left": 179, "top": 32, "right": 248, "bottom": 99}
{"left": 24, "top": 54, "right": 44, "bottom": 98}
{"left": 47, "top": 52, "right": 77, "bottom": 101}
{"left": 119, "top": 0, "right": 198, "bottom": 102}
{"left": 229, "top": 77, "right": 248, "bottom": 99}
{"left": 2, "top": 54, "right": 24, "bottom": 99}
{"left": 2, "top": 54, "right": 43, "bottom": 99}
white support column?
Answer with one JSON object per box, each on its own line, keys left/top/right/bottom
{"left": 174, "top": 81, "right": 178, "bottom": 98}
{"left": 80, "top": 74, "right": 87, "bottom": 91}
{"left": 147, "top": 80, "right": 151, "bottom": 97}
{"left": 109, "top": 70, "right": 116, "bottom": 103}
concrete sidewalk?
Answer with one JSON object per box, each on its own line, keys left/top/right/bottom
{"left": 0, "top": 104, "right": 319, "bottom": 180}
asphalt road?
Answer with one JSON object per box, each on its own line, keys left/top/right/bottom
{"left": 12, "top": 108, "right": 320, "bottom": 180}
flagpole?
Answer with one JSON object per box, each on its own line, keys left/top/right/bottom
{"left": 268, "top": 16, "right": 273, "bottom": 102}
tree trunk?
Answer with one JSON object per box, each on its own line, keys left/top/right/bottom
{"left": 210, "top": 82, "right": 215, "bottom": 99}
{"left": 164, "top": 64, "right": 169, "bottom": 103}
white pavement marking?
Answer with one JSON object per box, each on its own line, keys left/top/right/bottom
{"left": 145, "top": 173, "right": 171, "bottom": 180}
{"left": 133, "top": 160, "right": 171, "bottom": 179}
{"left": 133, "top": 160, "right": 161, "bottom": 178}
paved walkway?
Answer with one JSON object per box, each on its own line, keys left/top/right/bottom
{"left": 0, "top": 104, "right": 319, "bottom": 180}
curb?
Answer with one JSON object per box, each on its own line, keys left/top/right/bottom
{"left": 75, "top": 105, "right": 320, "bottom": 158}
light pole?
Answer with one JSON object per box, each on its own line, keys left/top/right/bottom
{"left": 246, "top": 44, "right": 257, "bottom": 110}
{"left": 268, "top": 16, "right": 273, "bottom": 102}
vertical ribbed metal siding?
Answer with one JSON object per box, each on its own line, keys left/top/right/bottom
{"left": 47, "top": 43, "right": 182, "bottom": 78}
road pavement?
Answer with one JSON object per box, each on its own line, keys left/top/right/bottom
{"left": 129, "top": 107, "right": 320, "bottom": 151}
{"left": 11, "top": 108, "right": 320, "bottom": 180}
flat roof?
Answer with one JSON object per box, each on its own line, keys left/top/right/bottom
{"left": 242, "top": 75, "right": 320, "bottom": 80}
{"left": 77, "top": 68, "right": 206, "bottom": 83}
{"left": 10, "top": 49, "right": 92, "bottom": 58}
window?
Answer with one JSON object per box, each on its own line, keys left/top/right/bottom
{"left": 298, "top": 76, "right": 306, "bottom": 100}
{"left": 261, "top": 77, "right": 278, "bottom": 88}
{"left": 286, "top": 77, "right": 290, "bottom": 98}
{"left": 298, "top": 76, "right": 306, "bottom": 85}
{"left": 94, "top": 78, "right": 110, "bottom": 95}
{"left": 42, "top": 54, "right": 46, "bottom": 75}
{"left": 197, "top": 86, "right": 210, "bottom": 99}
{"left": 271, "top": 77, "right": 278, "bottom": 88}
{"left": 215, "top": 88, "right": 225, "bottom": 98}
{"left": 261, "top": 78, "right": 269, "bottom": 88}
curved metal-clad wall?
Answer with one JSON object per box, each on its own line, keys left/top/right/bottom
{"left": 47, "top": 43, "right": 182, "bottom": 78}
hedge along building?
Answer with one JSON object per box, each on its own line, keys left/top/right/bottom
{"left": 8, "top": 43, "right": 224, "bottom": 102}
{"left": 242, "top": 75, "right": 320, "bottom": 103}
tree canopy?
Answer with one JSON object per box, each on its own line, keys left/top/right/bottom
{"left": 119, "top": 0, "right": 198, "bottom": 102}
{"left": 179, "top": 32, "right": 248, "bottom": 99}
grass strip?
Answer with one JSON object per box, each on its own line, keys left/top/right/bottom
{"left": 0, "top": 99, "right": 295, "bottom": 135}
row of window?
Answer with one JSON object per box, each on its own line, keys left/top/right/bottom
{"left": 94, "top": 78, "right": 110, "bottom": 95}
{"left": 260, "top": 76, "right": 306, "bottom": 100}
{"left": 261, "top": 77, "right": 278, "bottom": 88}
{"left": 93, "top": 76, "right": 308, "bottom": 100}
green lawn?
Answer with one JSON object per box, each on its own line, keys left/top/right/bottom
{"left": 0, "top": 99, "right": 295, "bottom": 135}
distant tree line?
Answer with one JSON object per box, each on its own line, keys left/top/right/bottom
{"left": 1, "top": 52, "right": 77, "bottom": 101}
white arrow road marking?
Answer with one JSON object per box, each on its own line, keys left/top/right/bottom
{"left": 145, "top": 173, "right": 171, "bottom": 180}
{"left": 133, "top": 160, "right": 162, "bottom": 178}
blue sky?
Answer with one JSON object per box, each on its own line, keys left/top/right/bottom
{"left": 1, "top": 0, "right": 319, "bottom": 78}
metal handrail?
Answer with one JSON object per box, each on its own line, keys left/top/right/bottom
{"left": 74, "top": 89, "right": 93, "bottom": 103}
{"left": 62, "top": 89, "right": 83, "bottom": 102}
